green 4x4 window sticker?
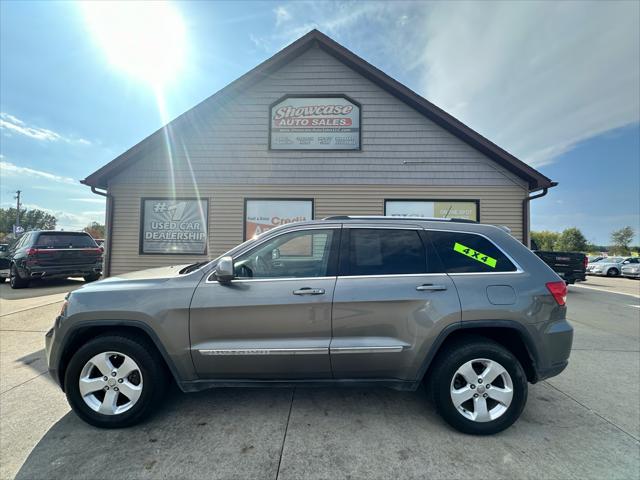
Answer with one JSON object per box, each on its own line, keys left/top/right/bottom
{"left": 453, "top": 242, "right": 497, "bottom": 268}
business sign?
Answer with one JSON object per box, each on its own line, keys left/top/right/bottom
{"left": 270, "top": 96, "right": 360, "bottom": 150}
{"left": 245, "top": 199, "right": 313, "bottom": 240}
{"left": 140, "top": 198, "right": 208, "bottom": 254}
{"left": 385, "top": 200, "right": 479, "bottom": 221}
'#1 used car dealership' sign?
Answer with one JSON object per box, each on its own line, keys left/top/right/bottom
{"left": 140, "top": 198, "right": 208, "bottom": 254}
{"left": 270, "top": 95, "right": 360, "bottom": 150}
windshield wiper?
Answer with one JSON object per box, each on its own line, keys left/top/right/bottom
{"left": 179, "top": 261, "right": 209, "bottom": 274}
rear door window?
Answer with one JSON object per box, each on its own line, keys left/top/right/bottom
{"left": 428, "top": 231, "right": 517, "bottom": 273}
{"left": 344, "top": 228, "right": 426, "bottom": 276}
{"left": 34, "top": 233, "right": 97, "bottom": 249}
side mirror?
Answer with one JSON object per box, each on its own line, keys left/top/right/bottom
{"left": 272, "top": 248, "right": 280, "bottom": 260}
{"left": 215, "top": 256, "right": 235, "bottom": 284}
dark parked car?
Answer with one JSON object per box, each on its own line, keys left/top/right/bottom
{"left": 8, "top": 231, "right": 102, "bottom": 289}
{"left": 0, "top": 243, "right": 9, "bottom": 283}
{"left": 46, "top": 217, "right": 572, "bottom": 435}
{"left": 531, "top": 241, "right": 587, "bottom": 284}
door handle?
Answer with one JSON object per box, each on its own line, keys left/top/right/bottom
{"left": 416, "top": 284, "right": 447, "bottom": 292}
{"left": 293, "top": 287, "right": 325, "bottom": 295}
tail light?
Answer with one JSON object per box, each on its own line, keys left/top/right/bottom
{"left": 546, "top": 281, "right": 567, "bottom": 306}
{"left": 583, "top": 256, "right": 588, "bottom": 269}
{"left": 82, "top": 248, "right": 103, "bottom": 255}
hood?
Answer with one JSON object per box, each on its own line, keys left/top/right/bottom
{"left": 101, "top": 264, "right": 193, "bottom": 282}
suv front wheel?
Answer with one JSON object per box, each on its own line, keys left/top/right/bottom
{"left": 64, "top": 334, "right": 167, "bottom": 428}
{"left": 429, "top": 337, "right": 528, "bottom": 435}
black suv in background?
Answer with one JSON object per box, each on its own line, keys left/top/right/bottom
{"left": 8, "top": 231, "right": 102, "bottom": 289}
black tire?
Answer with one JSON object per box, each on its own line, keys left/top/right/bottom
{"left": 428, "top": 336, "right": 528, "bottom": 435}
{"left": 83, "top": 274, "right": 101, "bottom": 282}
{"left": 9, "top": 264, "right": 29, "bottom": 289}
{"left": 64, "top": 334, "right": 167, "bottom": 428}
{"left": 607, "top": 268, "right": 619, "bottom": 277}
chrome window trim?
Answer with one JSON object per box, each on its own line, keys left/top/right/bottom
{"left": 198, "top": 347, "right": 328, "bottom": 356}
{"left": 425, "top": 227, "right": 524, "bottom": 275}
{"left": 336, "top": 273, "right": 444, "bottom": 280}
{"left": 206, "top": 275, "right": 336, "bottom": 284}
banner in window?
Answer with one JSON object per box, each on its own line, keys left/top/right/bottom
{"left": 140, "top": 198, "right": 208, "bottom": 254}
{"left": 245, "top": 199, "right": 313, "bottom": 240}
{"left": 385, "top": 200, "right": 479, "bottom": 221}
{"left": 270, "top": 96, "right": 360, "bottom": 150}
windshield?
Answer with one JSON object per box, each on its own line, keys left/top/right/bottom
{"left": 34, "top": 233, "right": 97, "bottom": 249}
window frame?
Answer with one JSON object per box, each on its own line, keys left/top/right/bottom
{"left": 424, "top": 228, "right": 523, "bottom": 275}
{"left": 338, "top": 226, "right": 429, "bottom": 278}
{"left": 207, "top": 226, "right": 342, "bottom": 282}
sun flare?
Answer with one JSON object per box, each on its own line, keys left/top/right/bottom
{"left": 81, "top": 1, "right": 186, "bottom": 88}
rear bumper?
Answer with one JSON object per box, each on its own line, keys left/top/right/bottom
{"left": 622, "top": 271, "right": 640, "bottom": 278}
{"left": 26, "top": 264, "right": 101, "bottom": 279}
{"left": 532, "top": 319, "right": 574, "bottom": 382}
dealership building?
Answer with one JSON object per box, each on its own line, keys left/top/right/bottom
{"left": 82, "top": 30, "right": 555, "bottom": 277}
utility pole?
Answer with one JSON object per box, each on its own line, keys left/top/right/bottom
{"left": 15, "top": 190, "right": 21, "bottom": 228}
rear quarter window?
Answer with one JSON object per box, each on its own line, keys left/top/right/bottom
{"left": 34, "top": 233, "right": 97, "bottom": 249}
{"left": 428, "top": 231, "right": 517, "bottom": 273}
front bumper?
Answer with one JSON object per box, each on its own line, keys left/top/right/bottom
{"left": 45, "top": 317, "right": 63, "bottom": 388}
{"left": 622, "top": 271, "right": 640, "bottom": 278}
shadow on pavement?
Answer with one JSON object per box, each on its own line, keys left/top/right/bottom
{"left": 15, "top": 387, "right": 294, "bottom": 480}
{"left": 17, "top": 349, "right": 57, "bottom": 387}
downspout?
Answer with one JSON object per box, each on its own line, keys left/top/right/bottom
{"left": 90, "top": 186, "right": 114, "bottom": 277}
{"left": 522, "top": 181, "right": 558, "bottom": 248}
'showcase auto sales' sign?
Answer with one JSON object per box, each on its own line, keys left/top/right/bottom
{"left": 270, "top": 96, "right": 360, "bottom": 150}
{"left": 141, "top": 198, "right": 208, "bottom": 254}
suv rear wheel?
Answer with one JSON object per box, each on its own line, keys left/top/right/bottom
{"left": 429, "top": 337, "right": 527, "bottom": 435}
{"left": 64, "top": 334, "right": 167, "bottom": 428}
{"left": 9, "top": 264, "right": 29, "bottom": 289}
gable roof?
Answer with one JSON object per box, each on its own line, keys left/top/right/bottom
{"left": 82, "top": 29, "right": 553, "bottom": 191}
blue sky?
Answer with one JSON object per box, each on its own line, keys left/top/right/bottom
{"left": 1, "top": 1, "right": 638, "bottom": 244}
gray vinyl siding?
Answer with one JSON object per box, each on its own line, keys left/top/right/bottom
{"left": 106, "top": 45, "right": 528, "bottom": 275}
{"left": 110, "top": 46, "right": 527, "bottom": 189}
{"left": 108, "top": 183, "right": 525, "bottom": 275}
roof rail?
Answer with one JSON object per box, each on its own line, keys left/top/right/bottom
{"left": 322, "top": 215, "right": 477, "bottom": 224}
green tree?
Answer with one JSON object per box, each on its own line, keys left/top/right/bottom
{"left": 83, "top": 222, "right": 105, "bottom": 239}
{"left": 610, "top": 226, "right": 635, "bottom": 255}
{"left": 555, "top": 227, "right": 588, "bottom": 252}
{"left": 0, "top": 207, "right": 56, "bottom": 233}
{"left": 530, "top": 230, "right": 560, "bottom": 251}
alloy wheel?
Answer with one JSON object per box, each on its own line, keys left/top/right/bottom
{"left": 78, "top": 351, "right": 143, "bottom": 415}
{"left": 450, "top": 358, "right": 513, "bottom": 422}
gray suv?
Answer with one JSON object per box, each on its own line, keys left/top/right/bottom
{"left": 45, "top": 217, "right": 573, "bottom": 435}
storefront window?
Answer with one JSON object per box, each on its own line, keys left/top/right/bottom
{"left": 244, "top": 199, "right": 313, "bottom": 240}
{"left": 384, "top": 200, "right": 479, "bottom": 221}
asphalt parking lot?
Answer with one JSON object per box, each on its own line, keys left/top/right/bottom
{"left": 1, "top": 277, "right": 638, "bottom": 479}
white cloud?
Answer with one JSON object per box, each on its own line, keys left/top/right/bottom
{"left": 69, "top": 198, "right": 107, "bottom": 204}
{"left": 274, "top": 6, "right": 292, "bottom": 26}
{"left": 0, "top": 112, "right": 92, "bottom": 145}
{"left": 0, "top": 160, "right": 78, "bottom": 185}
{"left": 20, "top": 203, "right": 105, "bottom": 231}
{"left": 264, "top": 1, "right": 640, "bottom": 167}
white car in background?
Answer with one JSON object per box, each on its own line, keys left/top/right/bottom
{"left": 622, "top": 258, "right": 640, "bottom": 279}
{"left": 586, "top": 257, "right": 638, "bottom": 277}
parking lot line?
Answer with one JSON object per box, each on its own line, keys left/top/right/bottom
{"left": 571, "top": 284, "right": 640, "bottom": 299}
